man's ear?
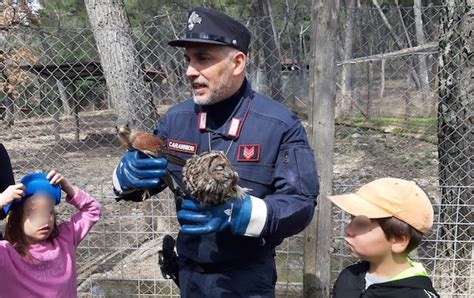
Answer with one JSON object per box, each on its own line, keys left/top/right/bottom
{"left": 391, "top": 234, "right": 410, "bottom": 254}
{"left": 231, "top": 52, "right": 246, "bottom": 76}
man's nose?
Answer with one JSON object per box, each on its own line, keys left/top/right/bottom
{"left": 186, "top": 63, "right": 199, "bottom": 79}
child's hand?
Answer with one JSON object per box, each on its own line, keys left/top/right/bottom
{"left": 47, "top": 170, "right": 77, "bottom": 198}
{"left": 0, "top": 184, "right": 25, "bottom": 207}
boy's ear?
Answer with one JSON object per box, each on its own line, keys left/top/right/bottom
{"left": 391, "top": 234, "right": 410, "bottom": 254}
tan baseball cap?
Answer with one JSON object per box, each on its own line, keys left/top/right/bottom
{"left": 328, "top": 177, "right": 434, "bottom": 234}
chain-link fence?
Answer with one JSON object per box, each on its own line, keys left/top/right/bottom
{"left": 0, "top": 4, "right": 472, "bottom": 297}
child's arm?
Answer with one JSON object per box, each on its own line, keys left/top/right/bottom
{"left": 48, "top": 170, "right": 102, "bottom": 246}
{"left": 63, "top": 188, "right": 102, "bottom": 246}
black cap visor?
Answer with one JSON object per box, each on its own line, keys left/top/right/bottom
{"left": 169, "top": 38, "right": 229, "bottom": 48}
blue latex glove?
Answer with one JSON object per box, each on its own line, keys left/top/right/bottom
{"left": 113, "top": 150, "right": 167, "bottom": 193}
{"left": 177, "top": 196, "right": 268, "bottom": 237}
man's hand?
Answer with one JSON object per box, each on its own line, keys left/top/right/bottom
{"left": 177, "top": 195, "right": 268, "bottom": 237}
{"left": 0, "top": 184, "right": 24, "bottom": 208}
{"left": 113, "top": 150, "right": 168, "bottom": 193}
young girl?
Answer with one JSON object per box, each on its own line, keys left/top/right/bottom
{"left": 0, "top": 170, "right": 101, "bottom": 297}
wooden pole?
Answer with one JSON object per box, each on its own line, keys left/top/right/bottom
{"left": 304, "top": 1, "right": 338, "bottom": 297}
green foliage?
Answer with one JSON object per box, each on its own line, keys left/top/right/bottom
{"left": 37, "top": 0, "right": 90, "bottom": 28}
{"left": 74, "top": 79, "right": 108, "bottom": 110}
{"left": 123, "top": 0, "right": 255, "bottom": 26}
{"left": 340, "top": 116, "right": 437, "bottom": 135}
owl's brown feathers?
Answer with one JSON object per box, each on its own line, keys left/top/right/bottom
{"left": 182, "top": 150, "right": 248, "bottom": 206}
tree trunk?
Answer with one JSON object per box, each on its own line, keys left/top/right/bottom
{"left": 56, "top": 79, "right": 70, "bottom": 115}
{"left": 366, "top": 61, "right": 373, "bottom": 119}
{"left": 414, "top": 0, "right": 431, "bottom": 107}
{"left": 365, "top": 9, "right": 376, "bottom": 120}
{"left": 373, "top": 0, "right": 421, "bottom": 90}
{"left": 404, "top": 77, "right": 411, "bottom": 124}
{"left": 353, "top": 1, "right": 364, "bottom": 113}
{"left": 394, "top": 0, "right": 423, "bottom": 93}
{"left": 340, "top": 0, "right": 355, "bottom": 117}
{"left": 379, "top": 59, "right": 385, "bottom": 115}
{"left": 4, "top": 93, "right": 15, "bottom": 127}
{"left": 265, "top": 0, "right": 281, "bottom": 58}
{"left": 437, "top": 1, "right": 472, "bottom": 294}
{"left": 84, "top": 0, "right": 157, "bottom": 130}
{"left": 395, "top": 0, "right": 413, "bottom": 49}
{"left": 304, "top": 0, "right": 338, "bottom": 297}
{"left": 71, "top": 82, "right": 80, "bottom": 141}
{"left": 254, "top": 0, "right": 284, "bottom": 102}
{"left": 299, "top": 23, "right": 309, "bottom": 66}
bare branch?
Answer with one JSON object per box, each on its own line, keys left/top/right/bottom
{"left": 338, "top": 42, "right": 438, "bottom": 65}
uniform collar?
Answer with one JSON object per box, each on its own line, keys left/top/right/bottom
{"left": 196, "top": 79, "right": 253, "bottom": 139}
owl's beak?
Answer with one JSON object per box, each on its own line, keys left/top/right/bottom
{"left": 224, "top": 169, "right": 234, "bottom": 179}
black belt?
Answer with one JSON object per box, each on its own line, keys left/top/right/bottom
{"left": 182, "top": 256, "right": 274, "bottom": 274}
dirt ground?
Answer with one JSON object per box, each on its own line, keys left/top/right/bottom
{"left": 0, "top": 109, "right": 441, "bottom": 296}
{"left": 333, "top": 123, "right": 439, "bottom": 196}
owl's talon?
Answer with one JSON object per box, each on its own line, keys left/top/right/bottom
{"left": 142, "top": 189, "right": 151, "bottom": 201}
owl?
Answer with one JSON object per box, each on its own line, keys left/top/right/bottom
{"left": 182, "top": 150, "right": 248, "bottom": 206}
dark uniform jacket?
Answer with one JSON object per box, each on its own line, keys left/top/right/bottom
{"left": 0, "top": 143, "right": 15, "bottom": 220}
{"left": 332, "top": 261, "right": 440, "bottom": 298}
{"left": 119, "top": 79, "right": 319, "bottom": 267}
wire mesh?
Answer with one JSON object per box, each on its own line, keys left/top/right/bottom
{"left": 0, "top": 4, "right": 471, "bottom": 298}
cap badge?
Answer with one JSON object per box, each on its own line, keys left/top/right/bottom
{"left": 188, "top": 11, "right": 202, "bottom": 30}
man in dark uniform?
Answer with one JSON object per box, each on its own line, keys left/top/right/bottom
{"left": 112, "top": 7, "right": 319, "bottom": 297}
{"left": 0, "top": 144, "right": 15, "bottom": 221}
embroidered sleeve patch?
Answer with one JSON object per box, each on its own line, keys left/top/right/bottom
{"left": 237, "top": 144, "right": 260, "bottom": 162}
{"left": 167, "top": 139, "right": 198, "bottom": 154}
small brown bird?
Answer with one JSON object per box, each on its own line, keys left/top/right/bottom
{"left": 182, "top": 150, "right": 248, "bottom": 206}
{"left": 115, "top": 122, "right": 186, "bottom": 200}
{"left": 116, "top": 123, "right": 186, "bottom": 167}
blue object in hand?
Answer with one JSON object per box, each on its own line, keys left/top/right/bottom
{"left": 113, "top": 150, "right": 168, "bottom": 192}
{"left": 177, "top": 196, "right": 268, "bottom": 237}
{"left": 2, "top": 172, "right": 62, "bottom": 215}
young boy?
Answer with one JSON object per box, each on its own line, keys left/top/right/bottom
{"left": 329, "top": 177, "right": 439, "bottom": 297}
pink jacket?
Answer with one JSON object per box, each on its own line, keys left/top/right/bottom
{"left": 0, "top": 189, "right": 101, "bottom": 297}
